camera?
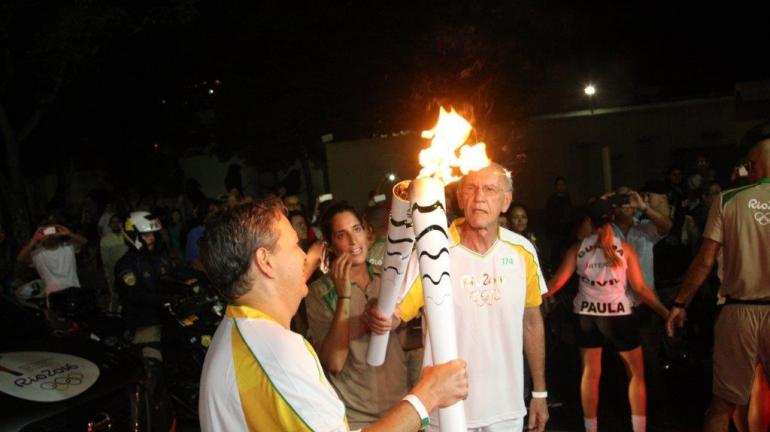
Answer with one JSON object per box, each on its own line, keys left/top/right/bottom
{"left": 607, "top": 194, "right": 630, "bottom": 207}
{"left": 42, "top": 226, "right": 57, "bottom": 236}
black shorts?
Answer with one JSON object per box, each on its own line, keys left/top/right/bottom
{"left": 576, "top": 314, "right": 641, "bottom": 351}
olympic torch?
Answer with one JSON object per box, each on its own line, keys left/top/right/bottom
{"left": 367, "top": 180, "right": 414, "bottom": 367}
{"left": 414, "top": 107, "right": 489, "bottom": 430}
{"left": 409, "top": 176, "right": 466, "bottom": 430}
{"left": 366, "top": 107, "right": 488, "bottom": 430}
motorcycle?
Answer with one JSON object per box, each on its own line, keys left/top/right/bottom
{"left": 158, "top": 275, "right": 224, "bottom": 423}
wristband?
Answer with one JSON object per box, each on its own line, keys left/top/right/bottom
{"left": 531, "top": 391, "right": 548, "bottom": 399}
{"left": 672, "top": 301, "right": 686, "bottom": 309}
{"left": 402, "top": 394, "right": 430, "bottom": 427}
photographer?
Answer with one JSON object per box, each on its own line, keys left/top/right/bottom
{"left": 16, "top": 219, "right": 88, "bottom": 327}
{"left": 607, "top": 186, "right": 672, "bottom": 299}
{"left": 608, "top": 185, "right": 672, "bottom": 423}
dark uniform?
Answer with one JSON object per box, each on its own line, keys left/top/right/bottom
{"left": 115, "top": 248, "right": 174, "bottom": 329}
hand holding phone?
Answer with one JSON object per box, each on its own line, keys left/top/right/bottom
{"left": 319, "top": 243, "right": 333, "bottom": 274}
{"left": 42, "top": 226, "right": 57, "bottom": 236}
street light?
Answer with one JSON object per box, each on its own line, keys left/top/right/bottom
{"left": 375, "top": 171, "right": 398, "bottom": 196}
{"left": 584, "top": 84, "right": 596, "bottom": 114}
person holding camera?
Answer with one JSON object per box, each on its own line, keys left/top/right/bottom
{"left": 305, "top": 200, "right": 410, "bottom": 428}
{"left": 608, "top": 185, "right": 672, "bottom": 423}
{"left": 546, "top": 198, "right": 669, "bottom": 432}
{"left": 609, "top": 187, "right": 672, "bottom": 294}
{"left": 16, "top": 219, "right": 88, "bottom": 327}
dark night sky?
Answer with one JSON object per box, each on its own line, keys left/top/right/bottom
{"left": 5, "top": 1, "right": 767, "bottom": 177}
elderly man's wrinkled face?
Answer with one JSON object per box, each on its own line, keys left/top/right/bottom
{"left": 456, "top": 166, "right": 512, "bottom": 231}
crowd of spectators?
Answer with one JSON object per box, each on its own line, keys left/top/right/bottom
{"left": 1, "top": 129, "right": 769, "bottom": 431}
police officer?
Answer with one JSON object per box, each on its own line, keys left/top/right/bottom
{"left": 115, "top": 211, "right": 176, "bottom": 429}
{"left": 115, "top": 211, "right": 172, "bottom": 360}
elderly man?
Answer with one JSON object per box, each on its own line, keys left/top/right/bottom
{"left": 667, "top": 122, "right": 770, "bottom": 432}
{"left": 197, "top": 198, "right": 468, "bottom": 432}
{"left": 368, "top": 163, "right": 549, "bottom": 432}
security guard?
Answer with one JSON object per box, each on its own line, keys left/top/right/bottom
{"left": 115, "top": 210, "right": 176, "bottom": 429}
{"left": 115, "top": 211, "right": 172, "bottom": 360}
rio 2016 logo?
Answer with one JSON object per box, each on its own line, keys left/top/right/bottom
{"left": 748, "top": 199, "right": 770, "bottom": 225}
{"left": 39, "top": 372, "right": 84, "bottom": 390}
{"left": 754, "top": 212, "right": 770, "bottom": 226}
{"left": 13, "top": 362, "right": 80, "bottom": 389}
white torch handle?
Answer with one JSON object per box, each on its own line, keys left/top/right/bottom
{"left": 410, "top": 177, "right": 466, "bottom": 431}
{"left": 366, "top": 181, "right": 414, "bottom": 367}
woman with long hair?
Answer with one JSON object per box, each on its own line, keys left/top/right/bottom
{"left": 305, "top": 200, "right": 408, "bottom": 428}
{"left": 546, "top": 199, "right": 669, "bottom": 432}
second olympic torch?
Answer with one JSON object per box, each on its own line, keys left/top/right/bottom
{"left": 410, "top": 177, "right": 466, "bottom": 430}
{"left": 367, "top": 180, "right": 414, "bottom": 366}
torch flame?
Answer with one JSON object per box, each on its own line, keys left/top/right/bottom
{"left": 417, "top": 107, "right": 490, "bottom": 184}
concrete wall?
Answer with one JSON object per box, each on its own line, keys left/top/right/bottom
{"left": 519, "top": 96, "right": 736, "bottom": 208}
{"left": 326, "top": 134, "right": 426, "bottom": 210}
{"left": 179, "top": 155, "right": 326, "bottom": 209}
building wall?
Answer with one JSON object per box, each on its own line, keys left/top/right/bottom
{"left": 518, "top": 96, "right": 736, "bottom": 208}
{"left": 326, "top": 95, "right": 768, "bottom": 223}
{"left": 326, "top": 134, "right": 425, "bottom": 210}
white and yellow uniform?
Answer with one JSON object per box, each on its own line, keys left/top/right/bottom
{"left": 398, "top": 219, "right": 546, "bottom": 428}
{"left": 199, "top": 305, "right": 348, "bottom": 432}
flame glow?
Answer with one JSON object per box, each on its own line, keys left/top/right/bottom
{"left": 417, "top": 107, "right": 490, "bottom": 184}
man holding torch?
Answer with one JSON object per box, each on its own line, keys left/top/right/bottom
{"left": 366, "top": 163, "right": 549, "bottom": 432}
{"left": 197, "top": 199, "right": 469, "bottom": 432}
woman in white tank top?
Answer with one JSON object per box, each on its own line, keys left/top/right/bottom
{"left": 545, "top": 199, "right": 669, "bottom": 432}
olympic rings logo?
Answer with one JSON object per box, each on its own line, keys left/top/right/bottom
{"left": 754, "top": 212, "right": 770, "bottom": 226}
{"left": 39, "top": 372, "right": 84, "bottom": 390}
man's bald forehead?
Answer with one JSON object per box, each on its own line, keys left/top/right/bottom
{"left": 464, "top": 163, "right": 512, "bottom": 191}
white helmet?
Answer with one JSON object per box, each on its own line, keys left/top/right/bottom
{"left": 124, "top": 211, "right": 162, "bottom": 250}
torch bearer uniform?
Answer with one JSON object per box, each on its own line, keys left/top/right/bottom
{"left": 199, "top": 305, "right": 349, "bottom": 432}
{"left": 398, "top": 219, "right": 546, "bottom": 429}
